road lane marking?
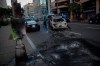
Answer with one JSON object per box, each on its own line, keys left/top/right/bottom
{"left": 69, "top": 32, "right": 82, "bottom": 36}
{"left": 87, "top": 27, "right": 100, "bottom": 30}
{"left": 25, "top": 34, "right": 45, "bottom": 59}
{"left": 26, "top": 34, "right": 37, "bottom": 50}
{"left": 19, "top": 28, "right": 46, "bottom": 60}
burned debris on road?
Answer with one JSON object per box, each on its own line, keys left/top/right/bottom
{"left": 25, "top": 31, "right": 100, "bottom": 66}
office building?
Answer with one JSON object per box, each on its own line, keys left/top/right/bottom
{"left": 50, "top": 0, "right": 69, "bottom": 14}
{"left": 49, "top": 0, "right": 100, "bottom": 22}
{"left": 76, "top": 0, "right": 100, "bottom": 21}
{"left": 24, "top": 3, "right": 35, "bottom": 18}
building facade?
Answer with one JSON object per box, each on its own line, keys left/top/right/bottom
{"left": 24, "top": 1, "right": 41, "bottom": 18}
{"left": 33, "top": 0, "right": 40, "bottom": 3}
{"left": 24, "top": 3, "right": 35, "bottom": 18}
{"left": 0, "top": 0, "right": 7, "bottom": 8}
{"left": 40, "top": 0, "right": 48, "bottom": 15}
{"left": 49, "top": 0, "right": 100, "bottom": 22}
{"left": 49, "top": 0, "right": 70, "bottom": 20}
{"left": 51, "top": 0, "right": 69, "bottom": 14}
{"left": 32, "top": 0, "right": 42, "bottom": 18}
{"left": 76, "top": 0, "right": 100, "bottom": 21}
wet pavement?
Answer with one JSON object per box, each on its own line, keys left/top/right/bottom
{"left": 23, "top": 31, "right": 100, "bottom": 66}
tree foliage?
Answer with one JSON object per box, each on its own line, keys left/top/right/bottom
{"left": 0, "top": 7, "right": 12, "bottom": 17}
{"left": 68, "top": 2, "right": 82, "bottom": 14}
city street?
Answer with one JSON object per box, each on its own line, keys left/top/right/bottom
{"left": 0, "top": 0, "right": 100, "bottom": 66}
{"left": 25, "top": 21, "right": 100, "bottom": 66}
{"left": 27, "top": 22, "right": 100, "bottom": 51}
{"left": 0, "top": 22, "right": 100, "bottom": 66}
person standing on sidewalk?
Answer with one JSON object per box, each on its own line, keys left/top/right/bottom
{"left": 43, "top": 18, "right": 49, "bottom": 32}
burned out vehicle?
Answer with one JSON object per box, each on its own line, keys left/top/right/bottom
{"left": 49, "top": 16, "right": 67, "bottom": 30}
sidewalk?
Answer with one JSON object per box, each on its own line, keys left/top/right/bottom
{"left": 0, "top": 25, "right": 35, "bottom": 65}
{"left": 0, "top": 25, "right": 15, "bottom": 65}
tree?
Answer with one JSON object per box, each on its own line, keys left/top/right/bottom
{"left": 6, "top": 8, "right": 12, "bottom": 17}
{"left": 67, "top": 0, "right": 82, "bottom": 20}
{"left": 0, "top": 7, "right": 12, "bottom": 17}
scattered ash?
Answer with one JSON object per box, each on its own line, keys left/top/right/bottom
{"left": 25, "top": 31, "right": 100, "bottom": 66}
{"left": 36, "top": 32, "right": 100, "bottom": 66}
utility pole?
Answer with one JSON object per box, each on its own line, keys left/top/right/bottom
{"left": 46, "top": 0, "right": 48, "bottom": 13}
{"left": 11, "top": 1, "right": 27, "bottom": 66}
{"left": 11, "top": 0, "right": 17, "bottom": 18}
{"left": 11, "top": 0, "right": 22, "bottom": 18}
{"left": 47, "top": 0, "right": 51, "bottom": 14}
{"left": 11, "top": 0, "right": 24, "bottom": 36}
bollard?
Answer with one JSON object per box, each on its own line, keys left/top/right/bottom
{"left": 15, "top": 39, "right": 28, "bottom": 66}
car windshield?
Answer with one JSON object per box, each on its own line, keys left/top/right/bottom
{"left": 53, "top": 18, "right": 64, "bottom": 22}
{"left": 26, "top": 21, "right": 37, "bottom": 24}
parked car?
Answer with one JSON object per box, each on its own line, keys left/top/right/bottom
{"left": 25, "top": 20, "right": 40, "bottom": 32}
{"left": 49, "top": 16, "right": 67, "bottom": 30}
{"left": 88, "top": 13, "right": 100, "bottom": 24}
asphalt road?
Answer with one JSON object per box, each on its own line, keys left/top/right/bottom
{"left": 27, "top": 22, "right": 100, "bottom": 47}
{"left": 68, "top": 23, "right": 100, "bottom": 47}
{"left": 26, "top": 22, "right": 100, "bottom": 57}
{"left": 27, "top": 22, "right": 100, "bottom": 49}
{"left": 27, "top": 22, "right": 51, "bottom": 46}
{"left": 26, "top": 22, "right": 100, "bottom": 66}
